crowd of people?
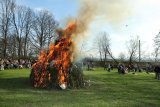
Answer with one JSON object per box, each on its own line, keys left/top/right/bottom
{"left": 0, "top": 59, "right": 35, "bottom": 70}
{"left": 103, "top": 62, "right": 160, "bottom": 80}
{"left": 1, "top": 58, "right": 160, "bottom": 80}
{"left": 117, "top": 63, "right": 140, "bottom": 74}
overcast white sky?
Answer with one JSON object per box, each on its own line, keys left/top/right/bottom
{"left": 16, "top": 0, "right": 160, "bottom": 59}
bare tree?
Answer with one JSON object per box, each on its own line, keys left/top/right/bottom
{"left": 12, "top": 5, "right": 30, "bottom": 59}
{"left": 0, "top": 0, "right": 15, "bottom": 58}
{"left": 126, "top": 36, "right": 139, "bottom": 64}
{"left": 46, "top": 13, "right": 58, "bottom": 48}
{"left": 154, "top": 32, "right": 160, "bottom": 62}
{"left": 96, "top": 32, "right": 118, "bottom": 64}
{"left": 6, "top": 34, "right": 17, "bottom": 58}
{"left": 101, "top": 32, "right": 110, "bottom": 63}
{"left": 97, "top": 35, "right": 103, "bottom": 62}
{"left": 0, "top": 1, "right": 58, "bottom": 59}
{"left": 22, "top": 7, "right": 34, "bottom": 58}
{"left": 30, "top": 10, "right": 58, "bottom": 52}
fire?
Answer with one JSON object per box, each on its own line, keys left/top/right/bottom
{"left": 32, "top": 22, "right": 77, "bottom": 88}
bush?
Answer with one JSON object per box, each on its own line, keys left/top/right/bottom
{"left": 68, "top": 64, "right": 84, "bottom": 88}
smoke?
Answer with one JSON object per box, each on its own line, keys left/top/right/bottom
{"left": 71, "top": 0, "right": 133, "bottom": 58}
{"left": 76, "top": 0, "right": 133, "bottom": 33}
{"left": 76, "top": 0, "right": 98, "bottom": 34}
{"left": 64, "top": 0, "right": 134, "bottom": 60}
{"left": 54, "top": 0, "right": 160, "bottom": 61}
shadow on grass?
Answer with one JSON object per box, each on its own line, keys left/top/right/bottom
{"left": 0, "top": 77, "right": 31, "bottom": 90}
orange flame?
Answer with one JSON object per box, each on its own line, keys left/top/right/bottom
{"left": 32, "top": 22, "right": 77, "bottom": 88}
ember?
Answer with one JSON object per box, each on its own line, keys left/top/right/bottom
{"left": 30, "top": 22, "right": 84, "bottom": 89}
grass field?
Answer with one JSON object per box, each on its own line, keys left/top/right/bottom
{"left": 0, "top": 68, "right": 160, "bottom": 107}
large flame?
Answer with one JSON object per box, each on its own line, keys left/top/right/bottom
{"left": 32, "top": 22, "right": 77, "bottom": 88}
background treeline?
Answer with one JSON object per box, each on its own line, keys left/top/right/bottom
{"left": 0, "top": 0, "right": 58, "bottom": 59}
{"left": 1, "top": 0, "right": 160, "bottom": 64}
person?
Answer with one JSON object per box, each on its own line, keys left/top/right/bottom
{"left": 128, "top": 64, "right": 131, "bottom": 72}
{"left": 87, "top": 61, "right": 90, "bottom": 71}
{"left": 134, "top": 64, "right": 138, "bottom": 72}
{"left": 108, "top": 64, "right": 111, "bottom": 72}
{"left": 121, "top": 64, "right": 125, "bottom": 74}
{"left": 104, "top": 62, "right": 107, "bottom": 70}
{"left": 117, "top": 64, "right": 125, "bottom": 74}
{"left": 117, "top": 64, "right": 121, "bottom": 74}
{"left": 154, "top": 65, "right": 160, "bottom": 80}
{"left": 146, "top": 63, "right": 150, "bottom": 73}
{"left": 90, "top": 61, "right": 94, "bottom": 70}
{"left": 0, "top": 59, "right": 4, "bottom": 71}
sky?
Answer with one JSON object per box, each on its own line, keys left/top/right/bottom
{"left": 16, "top": 0, "right": 160, "bottom": 59}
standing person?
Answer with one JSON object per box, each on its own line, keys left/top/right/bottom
{"left": 87, "top": 61, "right": 90, "bottom": 71}
{"left": 146, "top": 63, "right": 150, "bottom": 74}
{"left": 111, "top": 64, "right": 113, "bottom": 70}
{"left": 158, "top": 69, "right": 160, "bottom": 80}
{"left": 121, "top": 64, "right": 125, "bottom": 74}
{"left": 128, "top": 64, "right": 131, "bottom": 72}
{"left": 108, "top": 63, "right": 111, "bottom": 72}
{"left": 154, "top": 65, "right": 160, "bottom": 80}
{"left": 28, "top": 60, "right": 32, "bottom": 68}
{"left": 0, "top": 59, "right": 4, "bottom": 71}
{"left": 117, "top": 63, "right": 121, "bottom": 74}
{"left": 104, "top": 62, "right": 107, "bottom": 70}
{"left": 91, "top": 61, "right": 94, "bottom": 70}
{"left": 134, "top": 64, "right": 138, "bottom": 72}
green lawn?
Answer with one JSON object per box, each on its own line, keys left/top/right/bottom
{"left": 0, "top": 68, "right": 160, "bottom": 107}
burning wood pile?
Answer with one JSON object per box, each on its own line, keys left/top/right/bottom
{"left": 30, "top": 22, "right": 84, "bottom": 89}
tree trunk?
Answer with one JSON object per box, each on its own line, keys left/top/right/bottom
{"left": 3, "top": 32, "right": 7, "bottom": 58}
{"left": 24, "top": 34, "right": 28, "bottom": 58}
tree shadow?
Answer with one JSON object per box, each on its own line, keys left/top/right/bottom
{"left": 0, "top": 77, "right": 31, "bottom": 90}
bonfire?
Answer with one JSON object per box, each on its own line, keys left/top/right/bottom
{"left": 30, "top": 22, "right": 84, "bottom": 89}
